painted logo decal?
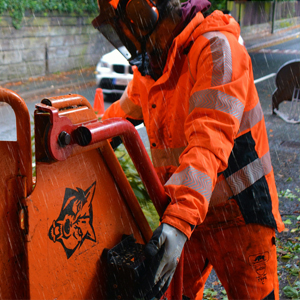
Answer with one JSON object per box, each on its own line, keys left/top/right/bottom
{"left": 249, "top": 251, "right": 269, "bottom": 284}
{"left": 48, "top": 182, "right": 96, "bottom": 258}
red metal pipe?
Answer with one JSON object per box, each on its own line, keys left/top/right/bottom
{"left": 74, "top": 118, "right": 169, "bottom": 217}
{"left": 173, "top": 249, "right": 184, "bottom": 299}
{"left": 41, "top": 94, "right": 93, "bottom": 110}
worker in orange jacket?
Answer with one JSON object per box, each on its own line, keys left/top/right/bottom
{"left": 92, "top": 0, "right": 284, "bottom": 298}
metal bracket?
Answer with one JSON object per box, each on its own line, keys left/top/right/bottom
{"left": 35, "top": 102, "right": 169, "bottom": 216}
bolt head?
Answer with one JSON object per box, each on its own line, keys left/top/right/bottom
{"left": 58, "top": 131, "right": 71, "bottom": 147}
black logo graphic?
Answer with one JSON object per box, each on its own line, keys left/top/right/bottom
{"left": 254, "top": 255, "right": 265, "bottom": 263}
{"left": 249, "top": 251, "right": 269, "bottom": 284}
{"left": 48, "top": 182, "right": 96, "bottom": 258}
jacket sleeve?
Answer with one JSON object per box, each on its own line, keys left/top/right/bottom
{"left": 162, "top": 32, "right": 249, "bottom": 238}
{"left": 102, "top": 73, "right": 143, "bottom": 121}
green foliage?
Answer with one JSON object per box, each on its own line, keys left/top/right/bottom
{"left": 115, "top": 144, "right": 160, "bottom": 231}
{"left": 0, "top": 0, "right": 98, "bottom": 29}
{"left": 203, "top": 288, "right": 218, "bottom": 299}
{"left": 278, "top": 188, "right": 300, "bottom": 201}
{"left": 203, "top": 287, "right": 227, "bottom": 300}
{"left": 283, "top": 283, "right": 300, "bottom": 299}
{"left": 208, "top": 0, "right": 227, "bottom": 12}
{"left": 276, "top": 187, "right": 300, "bottom": 299}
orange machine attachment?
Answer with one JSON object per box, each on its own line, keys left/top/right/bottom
{"left": 0, "top": 89, "right": 183, "bottom": 299}
{"left": 25, "top": 94, "right": 177, "bottom": 299}
{"left": 0, "top": 88, "right": 32, "bottom": 299}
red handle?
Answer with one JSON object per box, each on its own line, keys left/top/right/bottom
{"left": 74, "top": 118, "right": 169, "bottom": 217}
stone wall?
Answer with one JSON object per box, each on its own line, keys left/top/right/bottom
{"left": 0, "top": 13, "right": 113, "bottom": 82}
{"left": 228, "top": 1, "right": 300, "bottom": 39}
{"left": 1, "top": 11, "right": 299, "bottom": 83}
{"left": 241, "top": 16, "right": 300, "bottom": 41}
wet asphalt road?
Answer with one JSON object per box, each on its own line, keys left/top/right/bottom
{"left": 250, "top": 37, "right": 300, "bottom": 79}
{"left": 249, "top": 37, "right": 300, "bottom": 192}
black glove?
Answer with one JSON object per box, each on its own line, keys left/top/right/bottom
{"left": 136, "top": 223, "right": 187, "bottom": 299}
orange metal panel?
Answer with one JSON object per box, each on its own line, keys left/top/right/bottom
{"left": 0, "top": 142, "right": 28, "bottom": 299}
{"left": 26, "top": 147, "right": 150, "bottom": 299}
{"left": 0, "top": 87, "right": 32, "bottom": 299}
{"left": 25, "top": 95, "right": 152, "bottom": 299}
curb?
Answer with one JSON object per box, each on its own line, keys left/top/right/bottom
{"left": 18, "top": 79, "right": 96, "bottom": 99}
{"left": 247, "top": 31, "right": 300, "bottom": 53}
{"left": 246, "top": 24, "right": 300, "bottom": 53}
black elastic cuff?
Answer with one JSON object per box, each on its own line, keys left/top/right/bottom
{"left": 110, "top": 136, "right": 122, "bottom": 150}
{"left": 110, "top": 119, "right": 143, "bottom": 150}
{"left": 127, "top": 118, "right": 143, "bottom": 127}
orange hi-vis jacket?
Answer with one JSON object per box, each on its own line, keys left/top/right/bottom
{"left": 103, "top": 10, "right": 284, "bottom": 238}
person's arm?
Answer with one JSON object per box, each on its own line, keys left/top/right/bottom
{"left": 102, "top": 77, "right": 143, "bottom": 121}
{"left": 102, "top": 77, "right": 144, "bottom": 148}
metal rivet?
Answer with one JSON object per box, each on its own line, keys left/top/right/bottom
{"left": 58, "top": 131, "right": 71, "bottom": 147}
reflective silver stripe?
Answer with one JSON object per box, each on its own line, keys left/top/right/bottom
{"left": 238, "top": 102, "right": 264, "bottom": 134}
{"left": 226, "top": 151, "right": 272, "bottom": 195}
{"left": 203, "top": 32, "right": 232, "bottom": 86}
{"left": 189, "top": 89, "right": 244, "bottom": 122}
{"left": 165, "top": 166, "right": 213, "bottom": 201}
{"left": 261, "top": 151, "right": 272, "bottom": 176}
{"left": 151, "top": 147, "right": 186, "bottom": 168}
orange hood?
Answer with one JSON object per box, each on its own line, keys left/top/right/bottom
{"left": 175, "top": 10, "right": 241, "bottom": 53}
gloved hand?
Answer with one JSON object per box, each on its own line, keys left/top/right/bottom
{"left": 136, "top": 223, "right": 187, "bottom": 299}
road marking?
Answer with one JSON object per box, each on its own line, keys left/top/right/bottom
{"left": 259, "top": 49, "right": 300, "bottom": 54}
{"left": 254, "top": 73, "right": 276, "bottom": 84}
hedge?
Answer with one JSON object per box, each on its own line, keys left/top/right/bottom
{"left": 0, "top": 0, "right": 98, "bottom": 28}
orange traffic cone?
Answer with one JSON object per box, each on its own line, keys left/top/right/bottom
{"left": 93, "top": 88, "right": 105, "bottom": 115}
